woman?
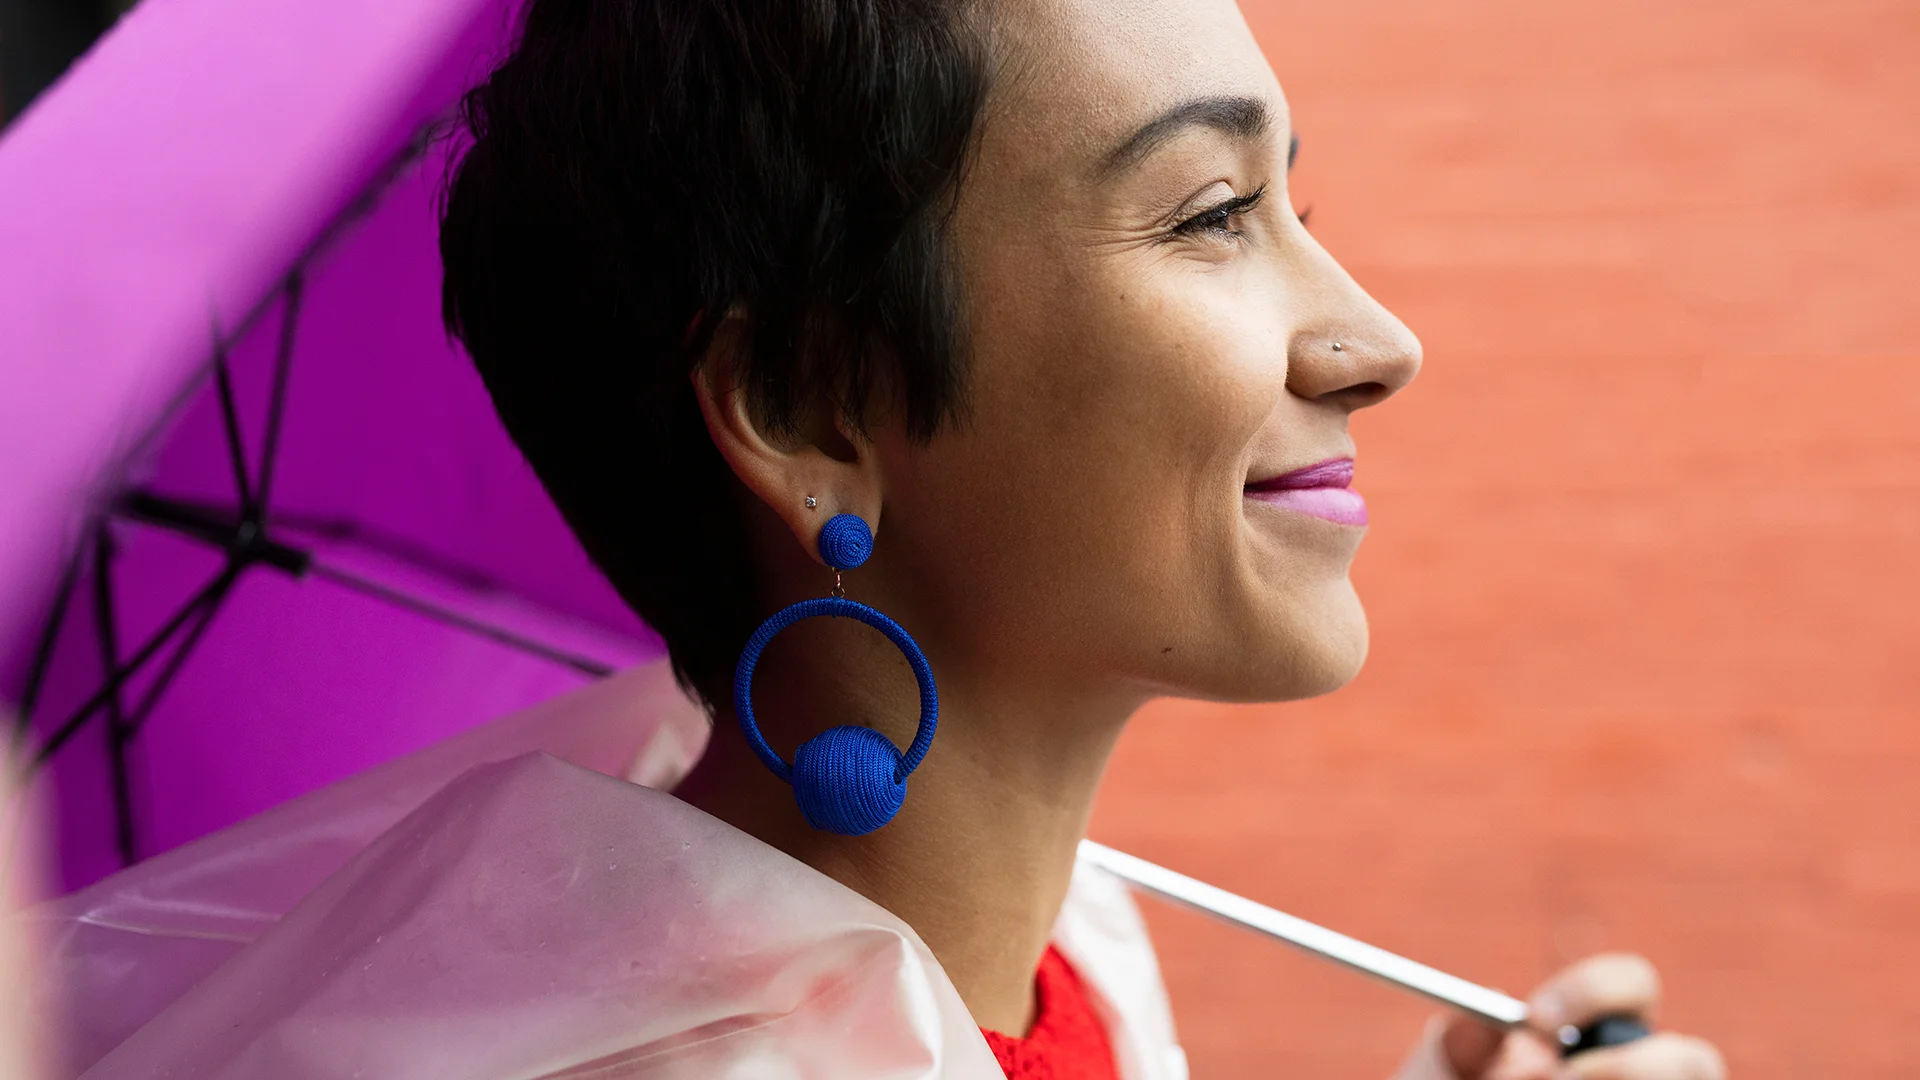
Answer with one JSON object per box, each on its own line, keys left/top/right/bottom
{"left": 47, "top": 0, "right": 1725, "bottom": 1077}
{"left": 435, "top": 0, "right": 1726, "bottom": 1076}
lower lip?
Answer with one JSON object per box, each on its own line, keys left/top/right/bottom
{"left": 1244, "top": 487, "right": 1369, "bottom": 526}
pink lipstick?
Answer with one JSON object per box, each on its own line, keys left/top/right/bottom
{"left": 1244, "top": 457, "right": 1368, "bottom": 526}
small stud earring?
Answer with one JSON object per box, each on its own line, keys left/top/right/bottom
{"left": 805, "top": 496, "right": 818, "bottom": 509}
{"left": 1331, "top": 342, "right": 1345, "bottom": 352}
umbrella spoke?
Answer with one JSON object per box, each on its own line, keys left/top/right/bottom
{"left": 256, "top": 272, "right": 303, "bottom": 521}
{"left": 30, "top": 571, "right": 238, "bottom": 771}
{"left": 211, "top": 338, "right": 256, "bottom": 518}
{"left": 122, "top": 577, "right": 230, "bottom": 740}
{"left": 308, "top": 561, "right": 616, "bottom": 678}
{"left": 90, "top": 524, "right": 139, "bottom": 866}
{"left": 116, "top": 492, "right": 312, "bottom": 576}
{"left": 8, "top": 536, "right": 85, "bottom": 755}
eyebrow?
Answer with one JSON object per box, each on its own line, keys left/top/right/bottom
{"left": 1097, "top": 94, "right": 1273, "bottom": 179}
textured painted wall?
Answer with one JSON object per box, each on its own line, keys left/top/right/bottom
{"left": 1093, "top": 1, "right": 1920, "bottom": 1076}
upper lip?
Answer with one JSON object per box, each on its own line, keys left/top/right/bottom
{"left": 1244, "top": 457, "right": 1354, "bottom": 491}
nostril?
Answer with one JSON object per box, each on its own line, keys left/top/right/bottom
{"left": 1336, "top": 381, "right": 1389, "bottom": 407}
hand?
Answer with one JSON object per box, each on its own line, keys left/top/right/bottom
{"left": 1441, "top": 954, "right": 1726, "bottom": 1080}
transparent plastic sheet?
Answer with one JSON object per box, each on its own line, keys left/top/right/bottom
{"left": 18, "top": 662, "right": 1213, "bottom": 1079}
{"left": 24, "top": 661, "right": 707, "bottom": 1075}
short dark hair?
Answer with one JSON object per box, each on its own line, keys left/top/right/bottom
{"left": 440, "top": 0, "right": 992, "bottom": 705}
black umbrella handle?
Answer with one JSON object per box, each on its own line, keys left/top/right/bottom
{"left": 1559, "top": 1014, "right": 1652, "bottom": 1057}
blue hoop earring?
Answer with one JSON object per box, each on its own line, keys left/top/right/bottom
{"left": 732, "top": 513, "right": 939, "bottom": 836}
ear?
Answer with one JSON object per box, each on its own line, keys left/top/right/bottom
{"left": 691, "top": 314, "right": 885, "bottom": 565}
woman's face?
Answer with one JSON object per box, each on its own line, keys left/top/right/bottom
{"left": 871, "top": 0, "right": 1421, "bottom": 706}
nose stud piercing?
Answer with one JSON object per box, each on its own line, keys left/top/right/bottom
{"left": 1331, "top": 342, "right": 1345, "bottom": 352}
{"left": 804, "top": 496, "right": 818, "bottom": 509}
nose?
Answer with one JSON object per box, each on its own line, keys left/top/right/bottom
{"left": 1283, "top": 243, "right": 1423, "bottom": 411}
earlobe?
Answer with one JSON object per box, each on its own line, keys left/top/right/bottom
{"left": 688, "top": 314, "right": 886, "bottom": 564}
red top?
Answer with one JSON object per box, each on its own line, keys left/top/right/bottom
{"left": 981, "top": 945, "right": 1121, "bottom": 1080}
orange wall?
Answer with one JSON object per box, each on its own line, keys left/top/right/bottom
{"left": 1091, "top": 0, "right": 1920, "bottom": 1076}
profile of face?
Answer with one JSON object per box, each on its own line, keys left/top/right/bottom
{"left": 717, "top": 0, "right": 1421, "bottom": 716}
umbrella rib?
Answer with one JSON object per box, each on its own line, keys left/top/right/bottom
{"left": 110, "top": 132, "right": 430, "bottom": 481}
{"left": 112, "top": 501, "right": 617, "bottom": 680}
{"left": 115, "top": 493, "right": 312, "bottom": 577}
{"left": 30, "top": 572, "right": 237, "bottom": 771}
{"left": 307, "top": 562, "right": 617, "bottom": 678}
{"left": 8, "top": 538, "right": 86, "bottom": 755}
{"left": 211, "top": 338, "right": 256, "bottom": 518}
{"left": 121, "top": 572, "right": 234, "bottom": 740}
{"left": 90, "top": 523, "right": 139, "bottom": 866}
{"left": 255, "top": 272, "right": 303, "bottom": 520}
{"left": 267, "top": 512, "right": 497, "bottom": 590}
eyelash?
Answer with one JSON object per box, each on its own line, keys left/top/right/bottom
{"left": 1169, "top": 183, "right": 1269, "bottom": 240}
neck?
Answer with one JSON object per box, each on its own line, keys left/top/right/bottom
{"left": 673, "top": 636, "right": 1139, "bottom": 1035}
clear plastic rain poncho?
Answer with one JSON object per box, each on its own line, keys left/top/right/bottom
{"left": 25, "top": 662, "right": 1457, "bottom": 1080}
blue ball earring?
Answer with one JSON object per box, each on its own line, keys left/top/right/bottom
{"left": 732, "top": 512, "right": 939, "bottom": 836}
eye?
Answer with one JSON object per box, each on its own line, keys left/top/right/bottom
{"left": 1169, "top": 183, "right": 1268, "bottom": 241}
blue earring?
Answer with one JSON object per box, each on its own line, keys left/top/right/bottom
{"left": 732, "top": 513, "right": 939, "bottom": 836}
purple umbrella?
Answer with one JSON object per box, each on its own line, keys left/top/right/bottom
{"left": 0, "top": 0, "right": 661, "bottom": 895}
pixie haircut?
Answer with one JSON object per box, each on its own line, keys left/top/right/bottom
{"left": 440, "top": 0, "right": 992, "bottom": 705}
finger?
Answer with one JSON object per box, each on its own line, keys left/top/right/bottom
{"left": 1441, "top": 1014, "right": 1506, "bottom": 1078}
{"left": 1564, "top": 1033, "right": 1726, "bottom": 1080}
{"left": 1441, "top": 1018, "right": 1567, "bottom": 1080}
{"left": 1482, "top": 1033, "right": 1562, "bottom": 1080}
{"left": 1530, "top": 953, "right": 1662, "bottom": 1032}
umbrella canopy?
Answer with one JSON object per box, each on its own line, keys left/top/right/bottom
{"left": 0, "top": 0, "right": 662, "bottom": 894}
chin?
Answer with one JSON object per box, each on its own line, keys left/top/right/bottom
{"left": 1290, "top": 625, "right": 1369, "bottom": 698}
{"left": 1246, "top": 584, "right": 1371, "bottom": 701}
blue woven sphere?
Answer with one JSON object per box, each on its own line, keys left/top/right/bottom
{"left": 817, "top": 514, "right": 873, "bottom": 571}
{"left": 792, "top": 725, "right": 906, "bottom": 835}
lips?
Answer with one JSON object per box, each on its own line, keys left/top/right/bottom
{"left": 1244, "top": 456, "right": 1368, "bottom": 526}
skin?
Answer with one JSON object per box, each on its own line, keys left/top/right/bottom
{"left": 3, "top": 731, "right": 47, "bottom": 1080}
{"left": 677, "top": 0, "right": 1726, "bottom": 1076}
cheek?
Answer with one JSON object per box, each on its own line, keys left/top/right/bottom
{"left": 1010, "top": 259, "right": 1284, "bottom": 535}
{"left": 1057, "top": 290, "right": 1279, "bottom": 535}
{"left": 893, "top": 253, "right": 1287, "bottom": 662}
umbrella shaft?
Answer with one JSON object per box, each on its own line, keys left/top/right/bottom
{"left": 1077, "top": 840, "right": 1530, "bottom": 1029}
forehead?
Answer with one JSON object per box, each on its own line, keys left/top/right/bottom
{"left": 980, "top": 0, "right": 1286, "bottom": 168}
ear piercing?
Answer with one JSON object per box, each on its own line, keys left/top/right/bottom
{"left": 804, "top": 496, "right": 818, "bottom": 509}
